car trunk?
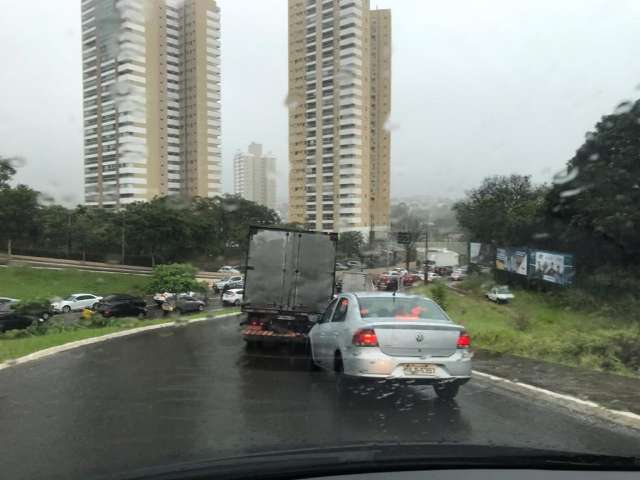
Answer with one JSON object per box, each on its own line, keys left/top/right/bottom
{"left": 368, "top": 321, "right": 463, "bottom": 357}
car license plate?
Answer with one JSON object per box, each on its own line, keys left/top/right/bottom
{"left": 404, "top": 364, "right": 437, "bottom": 376}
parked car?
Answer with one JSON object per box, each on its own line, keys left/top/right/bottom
{"left": 51, "top": 293, "right": 103, "bottom": 313}
{"left": 0, "top": 297, "right": 19, "bottom": 314}
{"left": 308, "top": 292, "right": 472, "bottom": 399}
{"left": 450, "top": 270, "right": 467, "bottom": 282}
{"left": 173, "top": 295, "right": 206, "bottom": 314}
{"left": 486, "top": 286, "right": 515, "bottom": 304}
{"left": 96, "top": 294, "right": 147, "bottom": 318}
{"left": 376, "top": 275, "right": 399, "bottom": 291}
{"left": 0, "top": 312, "right": 43, "bottom": 333}
{"left": 218, "top": 265, "right": 240, "bottom": 274}
{"left": 427, "top": 272, "right": 442, "bottom": 283}
{"left": 222, "top": 288, "right": 244, "bottom": 306}
{"left": 215, "top": 275, "right": 243, "bottom": 293}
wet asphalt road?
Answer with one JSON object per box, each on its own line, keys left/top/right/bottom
{"left": 1, "top": 315, "right": 638, "bottom": 480}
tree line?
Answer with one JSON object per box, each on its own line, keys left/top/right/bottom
{"left": 453, "top": 99, "right": 640, "bottom": 273}
{"left": 0, "top": 161, "right": 282, "bottom": 269}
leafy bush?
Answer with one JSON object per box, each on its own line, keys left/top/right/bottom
{"left": 146, "top": 263, "right": 207, "bottom": 294}
{"left": 458, "top": 273, "right": 492, "bottom": 296}
{"left": 430, "top": 281, "right": 449, "bottom": 311}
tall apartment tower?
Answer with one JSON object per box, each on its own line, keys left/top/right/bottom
{"left": 81, "top": 0, "right": 221, "bottom": 207}
{"left": 233, "top": 142, "right": 277, "bottom": 210}
{"left": 287, "top": 0, "right": 391, "bottom": 236}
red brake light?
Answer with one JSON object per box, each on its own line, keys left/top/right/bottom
{"left": 352, "top": 328, "right": 378, "bottom": 347}
{"left": 457, "top": 331, "right": 471, "bottom": 349}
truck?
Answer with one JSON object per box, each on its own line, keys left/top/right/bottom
{"left": 240, "top": 226, "right": 337, "bottom": 347}
{"left": 336, "top": 271, "right": 371, "bottom": 293}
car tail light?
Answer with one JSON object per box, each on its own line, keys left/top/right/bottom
{"left": 457, "top": 331, "right": 471, "bottom": 349}
{"left": 352, "top": 328, "right": 378, "bottom": 347}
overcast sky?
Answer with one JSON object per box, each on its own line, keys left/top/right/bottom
{"left": 1, "top": 0, "right": 640, "bottom": 206}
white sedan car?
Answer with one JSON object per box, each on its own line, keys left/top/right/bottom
{"left": 51, "top": 293, "right": 103, "bottom": 313}
{"left": 308, "top": 292, "right": 472, "bottom": 399}
{"left": 222, "top": 288, "right": 243, "bottom": 306}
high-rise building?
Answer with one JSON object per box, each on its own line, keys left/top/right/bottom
{"left": 287, "top": 0, "right": 391, "bottom": 236}
{"left": 81, "top": 0, "right": 221, "bottom": 207}
{"left": 233, "top": 142, "right": 277, "bottom": 210}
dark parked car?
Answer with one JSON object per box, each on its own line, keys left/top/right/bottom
{"left": 0, "top": 313, "right": 41, "bottom": 333}
{"left": 96, "top": 294, "right": 147, "bottom": 318}
{"left": 162, "top": 295, "right": 206, "bottom": 314}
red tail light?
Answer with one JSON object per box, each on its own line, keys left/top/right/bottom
{"left": 352, "top": 328, "right": 379, "bottom": 347}
{"left": 457, "top": 331, "right": 471, "bottom": 349}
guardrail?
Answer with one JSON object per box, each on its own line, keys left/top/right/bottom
{"left": 0, "top": 254, "right": 224, "bottom": 281}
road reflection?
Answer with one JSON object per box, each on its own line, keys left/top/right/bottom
{"left": 237, "top": 344, "right": 473, "bottom": 447}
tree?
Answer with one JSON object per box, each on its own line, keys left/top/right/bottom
{"left": 146, "top": 263, "right": 206, "bottom": 294}
{"left": 0, "top": 184, "right": 40, "bottom": 255}
{"left": 338, "top": 231, "right": 364, "bottom": 258}
{"left": 0, "top": 157, "right": 17, "bottom": 188}
{"left": 453, "top": 175, "right": 547, "bottom": 246}
{"left": 546, "top": 100, "right": 640, "bottom": 268}
{"left": 123, "top": 197, "right": 191, "bottom": 266}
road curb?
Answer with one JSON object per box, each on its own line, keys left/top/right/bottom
{"left": 0, "top": 312, "right": 239, "bottom": 371}
{"left": 473, "top": 370, "right": 640, "bottom": 432}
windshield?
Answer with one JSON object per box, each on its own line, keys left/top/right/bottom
{"left": 358, "top": 297, "right": 449, "bottom": 321}
{"left": 1, "top": 0, "right": 639, "bottom": 478}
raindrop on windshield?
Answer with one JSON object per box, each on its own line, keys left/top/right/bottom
{"left": 552, "top": 166, "right": 579, "bottom": 185}
{"left": 614, "top": 101, "right": 633, "bottom": 114}
{"left": 284, "top": 93, "right": 302, "bottom": 110}
{"left": 588, "top": 153, "right": 600, "bottom": 162}
{"left": 560, "top": 186, "right": 587, "bottom": 198}
{"left": 7, "top": 156, "right": 27, "bottom": 168}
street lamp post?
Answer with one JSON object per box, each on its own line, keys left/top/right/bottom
{"left": 120, "top": 211, "right": 126, "bottom": 265}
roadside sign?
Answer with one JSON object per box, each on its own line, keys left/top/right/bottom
{"left": 397, "top": 231, "right": 411, "bottom": 245}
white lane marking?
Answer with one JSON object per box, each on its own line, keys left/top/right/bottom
{"left": 0, "top": 312, "right": 239, "bottom": 371}
{"left": 473, "top": 369, "right": 640, "bottom": 429}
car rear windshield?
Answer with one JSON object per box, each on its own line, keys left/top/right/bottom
{"left": 356, "top": 297, "right": 450, "bottom": 322}
{"left": 497, "top": 287, "right": 511, "bottom": 294}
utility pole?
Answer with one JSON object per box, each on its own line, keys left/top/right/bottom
{"left": 424, "top": 227, "right": 429, "bottom": 282}
{"left": 120, "top": 211, "right": 126, "bottom": 265}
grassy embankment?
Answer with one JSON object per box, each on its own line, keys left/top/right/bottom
{"left": 415, "top": 278, "right": 640, "bottom": 377}
{"left": 0, "top": 265, "right": 148, "bottom": 299}
{"left": 0, "top": 266, "right": 239, "bottom": 363}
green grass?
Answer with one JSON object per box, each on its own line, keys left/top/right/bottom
{"left": 0, "top": 265, "right": 149, "bottom": 300}
{"left": 415, "top": 283, "right": 640, "bottom": 377}
{"left": 0, "top": 309, "right": 240, "bottom": 363}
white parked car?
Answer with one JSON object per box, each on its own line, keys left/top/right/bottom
{"left": 51, "top": 293, "right": 103, "bottom": 313}
{"left": 215, "top": 275, "right": 244, "bottom": 292}
{"left": 486, "top": 286, "right": 515, "bottom": 304}
{"left": 427, "top": 272, "right": 442, "bottom": 282}
{"left": 308, "top": 292, "right": 472, "bottom": 399}
{"left": 222, "top": 288, "right": 244, "bottom": 306}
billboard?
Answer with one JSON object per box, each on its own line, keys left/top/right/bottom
{"left": 506, "top": 248, "right": 528, "bottom": 276}
{"left": 496, "top": 247, "right": 528, "bottom": 275}
{"left": 470, "top": 242, "right": 495, "bottom": 266}
{"left": 529, "top": 250, "right": 575, "bottom": 286}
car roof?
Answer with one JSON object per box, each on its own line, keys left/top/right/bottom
{"left": 342, "top": 292, "right": 431, "bottom": 300}
{"left": 70, "top": 293, "right": 96, "bottom": 296}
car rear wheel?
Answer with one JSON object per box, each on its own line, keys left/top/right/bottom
{"left": 62, "top": 305, "right": 71, "bottom": 313}
{"left": 92, "top": 303, "right": 99, "bottom": 310}
{"left": 41, "top": 312, "right": 51, "bottom": 321}
{"left": 234, "top": 299, "right": 240, "bottom": 306}
{"left": 197, "top": 304, "right": 204, "bottom": 312}
{"left": 434, "top": 382, "right": 460, "bottom": 400}
{"left": 137, "top": 310, "right": 147, "bottom": 319}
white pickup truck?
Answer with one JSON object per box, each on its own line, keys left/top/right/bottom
{"left": 486, "top": 286, "right": 515, "bottom": 304}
